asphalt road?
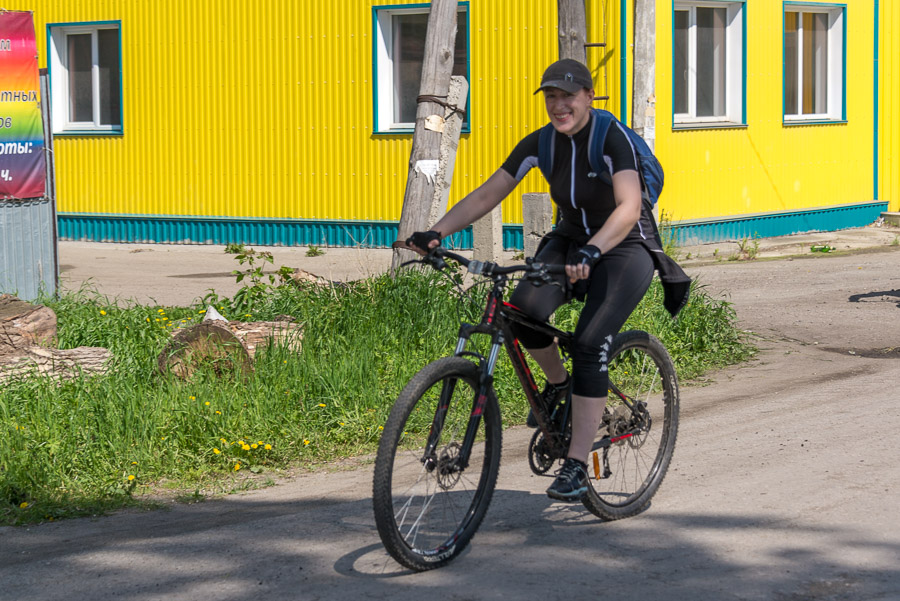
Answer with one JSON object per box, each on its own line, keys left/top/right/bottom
{"left": 3, "top": 245, "right": 899, "bottom": 601}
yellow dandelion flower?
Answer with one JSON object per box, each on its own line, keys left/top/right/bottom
{"left": 205, "top": 401, "right": 210, "bottom": 406}
{"left": 19, "top": 502, "right": 28, "bottom": 509}
{"left": 131, "top": 461, "right": 137, "bottom": 465}
{"left": 303, "top": 439, "right": 310, "bottom": 446}
{"left": 318, "top": 403, "right": 326, "bottom": 408}
{"left": 257, "top": 440, "right": 263, "bottom": 445}
{"left": 189, "top": 396, "right": 196, "bottom": 400}
{"left": 198, "top": 309, "right": 206, "bottom": 314}
{"left": 251, "top": 443, "right": 258, "bottom": 449}
{"left": 339, "top": 422, "right": 345, "bottom": 426}
{"left": 127, "top": 475, "right": 135, "bottom": 481}
{"left": 100, "top": 310, "right": 107, "bottom": 316}
{"left": 220, "top": 437, "right": 227, "bottom": 443}
{"left": 157, "top": 309, "right": 165, "bottom": 314}
{"left": 242, "top": 444, "right": 251, "bottom": 451}
{"left": 379, "top": 426, "right": 384, "bottom": 430}
{"left": 237, "top": 440, "right": 245, "bottom": 446}
{"left": 264, "top": 444, "right": 272, "bottom": 450}
{"left": 234, "top": 463, "right": 241, "bottom": 471}
{"left": 215, "top": 410, "right": 221, "bottom": 415}
{"left": 146, "top": 317, "right": 151, "bottom": 323}
{"left": 213, "top": 448, "right": 221, "bottom": 455}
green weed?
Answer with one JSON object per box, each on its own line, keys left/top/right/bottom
{"left": 1, "top": 261, "right": 753, "bottom": 525}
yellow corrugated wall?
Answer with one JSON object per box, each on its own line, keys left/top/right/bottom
{"left": 8, "top": 0, "right": 569, "bottom": 224}
{"left": 9, "top": 0, "right": 889, "bottom": 226}
{"left": 655, "top": 0, "right": 877, "bottom": 223}
{"left": 881, "top": 0, "right": 899, "bottom": 211}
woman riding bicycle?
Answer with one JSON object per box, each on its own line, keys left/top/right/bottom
{"left": 405, "top": 59, "right": 689, "bottom": 502}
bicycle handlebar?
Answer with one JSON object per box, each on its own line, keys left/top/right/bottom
{"left": 420, "top": 246, "right": 567, "bottom": 280}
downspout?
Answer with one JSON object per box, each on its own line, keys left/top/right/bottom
{"left": 620, "top": 0, "right": 628, "bottom": 124}
{"left": 874, "top": 0, "right": 879, "bottom": 201}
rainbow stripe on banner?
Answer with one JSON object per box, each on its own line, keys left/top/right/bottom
{"left": 0, "top": 10, "right": 46, "bottom": 200}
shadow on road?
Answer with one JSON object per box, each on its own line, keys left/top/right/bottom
{"left": 3, "top": 487, "right": 898, "bottom": 601}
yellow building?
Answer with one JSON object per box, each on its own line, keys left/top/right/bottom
{"left": 3, "top": 0, "right": 896, "bottom": 246}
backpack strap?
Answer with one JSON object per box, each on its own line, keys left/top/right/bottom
{"left": 587, "top": 109, "right": 615, "bottom": 185}
{"left": 537, "top": 122, "right": 556, "bottom": 182}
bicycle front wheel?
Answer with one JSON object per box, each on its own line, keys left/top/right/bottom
{"left": 582, "top": 330, "right": 679, "bottom": 520}
{"left": 372, "top": 356, "right": 502, "bottom": 571}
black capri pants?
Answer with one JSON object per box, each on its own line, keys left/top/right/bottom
{"left": 508, "top": 236, "right": 654, "bottom": 398}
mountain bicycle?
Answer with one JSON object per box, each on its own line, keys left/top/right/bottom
{"left": 372, "top": 246, "right": 679, "bottom": 571}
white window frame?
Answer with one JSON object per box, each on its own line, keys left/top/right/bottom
{"left": 783, "top": 3, "right": 845, "bottom": 123}
{"left": 48, "top": 21, "right": 122, "bottom": 135}
{"left": 373, "top": 3, "right": 469, "bottom": 134}
{"left": 673, "top": 1, "right": 744, "bottom": 127}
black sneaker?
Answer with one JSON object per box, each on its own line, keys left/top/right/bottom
{"left": 546, "top": 457, "right": 588, "bottom": 501}
{"left": 526, "top": 377, "right": 571, "bottom": 428}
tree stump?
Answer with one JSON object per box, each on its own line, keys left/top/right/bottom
{"left": 157, "top": 319, "right": 302, "bottom": 380}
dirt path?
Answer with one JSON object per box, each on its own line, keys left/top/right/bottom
{"left": 3, "top": 248, "right": 899, "bottom": 601}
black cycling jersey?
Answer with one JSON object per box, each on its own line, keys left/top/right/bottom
{"left": 501, "top": 113, "right": 648, "bottom": 240}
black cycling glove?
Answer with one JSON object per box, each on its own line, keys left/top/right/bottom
{"left": 568, "top": 244, "right": 603, "bottom": 269}
{"left": 406, "top": 230, "right": 441, "bottom": 252}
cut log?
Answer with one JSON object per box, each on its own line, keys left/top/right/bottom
{"left": 0, "top": 294, "right": 57, "bottom": 356}
{"left": 158, "top": 320, "right": 302, "bottom": 380}
{"left": 0, "top": 346, "right": 111, "bottom": 382}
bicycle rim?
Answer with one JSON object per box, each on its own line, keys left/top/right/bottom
{"left": 582, "top": 330, "right": 679, "bottom": 520}
{"left": 372, "top": 357, "right": 501, "bottom": 571}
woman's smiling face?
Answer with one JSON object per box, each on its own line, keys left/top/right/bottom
{"left": 542, "top": 87, "right": 595, "bottom": 135}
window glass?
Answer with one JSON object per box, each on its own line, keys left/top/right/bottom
{"left": 672, "top": 2, "right": 743, "bottom": 126}
{"left": 67, "top": 33, "right": 93, "bottom": 122}
{"left": 98, "top": 28, "right": 121, "bottom": 126}
{"left": 785, "top": 12, "right": 799, "bottom": 114}
{"left": 783, "top": 6, "right": 841, "bottom": 121}
{"left": 674, "top": 10, "right": 689, "bottom": 114}
{"left": 391, "top": 11, "right": 467, "bottom": 124}
{"left": 696, "top": 7, "right": 726, "bottom": 117}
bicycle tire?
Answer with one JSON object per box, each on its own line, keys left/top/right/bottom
{"left": 581, "top": 330, "right": 679, "bottom": 520}
{"left": 372, "top": 356, "right": 502, "bottom": 571}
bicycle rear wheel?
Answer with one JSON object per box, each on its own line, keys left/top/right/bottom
{"left": 372, "top": 356, "right": 502, "bottom": 571}
{"left": 581, "top": 330, "right": 679, "bottom": 520}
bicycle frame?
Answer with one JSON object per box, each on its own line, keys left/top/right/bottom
{"left": 417, "top": 249, "right": 645, "bottom": 474}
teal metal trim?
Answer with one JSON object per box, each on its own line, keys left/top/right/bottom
{"left": 57, "top": 203, "right": 889, "bottom": 250}
{"left": 842, "top": 5, "right": 847, "bottom": 121}
{"left": 874, "top": 0, "right": 879, "bottom": 200}
{"left": 620, "top": 0, "right": 628, "bottom": 123}
{"left": 371, "top": 2, "right": 471, "bottom": 134}
{"left": 742, "top": 2, "right": 747, "bottom": 124}
{"left": 46, "top": 20, "right": 124, "bottom": 136}
{"left": 669, "top": 201, "right": 888, "bottom": 245}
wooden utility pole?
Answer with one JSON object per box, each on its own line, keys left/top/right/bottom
{"left": 557, "top": 0, "right": 587, "bottom": 63}
{"left": 391, "top": 0, "right": 460, "bottom": 273}
{"left": 632, "top": 0, "right": 656, "bottom": 151}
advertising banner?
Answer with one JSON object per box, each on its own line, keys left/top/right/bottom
{"left": 0, "top": 10, "right": 46, "bottom": 200}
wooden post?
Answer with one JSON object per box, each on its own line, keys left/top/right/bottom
{"left": 392, "top": 0, "right": 460, "bottom": 273}
{"left": 557, "top": 0, "right": 587, "bottom": 63}
{"left": 428, "top": 75, "right": 469, "bottom": 229}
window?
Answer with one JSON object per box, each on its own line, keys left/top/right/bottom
{"left": 48, "top": 22, "right": 122, "bottom": 134}
{"left": 673, "top": 1, "right": 744, "bottom": 126}
{"left": 783, "top": 4, "right": 845, "bottom": 122}
{"left": 373, "top": 4, "right": 469, "bottom": 133}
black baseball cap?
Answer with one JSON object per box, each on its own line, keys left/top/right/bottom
{"left": 534, "top": 59, "right": 593, "bottom": 94}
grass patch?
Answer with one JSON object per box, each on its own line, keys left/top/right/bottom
{"left": 1, "top": 262, "right": 753, "bottom": 525}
